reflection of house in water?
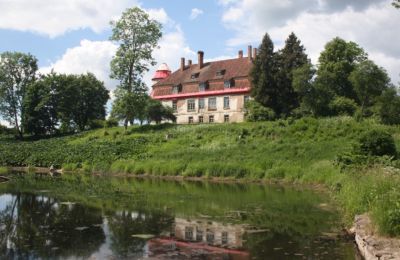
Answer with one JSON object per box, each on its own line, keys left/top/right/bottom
{"left": 174, "top": 218, "right": 246, "bottom": 249}
{"left": 147, "top": 218, "right": 250, "bottom": 259}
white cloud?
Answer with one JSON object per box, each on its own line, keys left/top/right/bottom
{"left": 40, "top": 39, "right": 119, "bottom": 90}
{"left": 219, "top": 0, "right": 400, "bottom": 83}
{"left": 40, "top": 9, "right": 196, "bottom": 93}
{"left": 0, "top": 0, "right": 138, "bottom": 37}
{"left": 190, "top": 8, "right": 204, "bottom": 20}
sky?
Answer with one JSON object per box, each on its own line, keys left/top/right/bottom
{"left": 0, "top": 0, "right": 399, "bottom": 123}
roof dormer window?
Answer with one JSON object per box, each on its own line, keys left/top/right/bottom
{"left": 216, "top": 70, "right": 226, "bottom": 77}
{"left": 172, "top": 84, "right": 182, "bottom": 94}
{"left": 199, "top": 82, "right": 208, "bottom": 92}
{"left": 224, "top": 79, "right": 234, "bottom": 88}
{"left": 191, "top": 73, "right": 200, "bottom": 79}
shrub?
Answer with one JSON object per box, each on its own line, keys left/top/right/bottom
{"left": 356, "top": 130, "right": 397, "bottom": 157}
{"left": 245, "top": 100, "right": 276, "bottom": 122}
{"left": 106, "top": 118, "right": 119, "bottom": 128}
{"left": 329, "top": 96, "right": 358, "bottom": 116}
{"left": 88, "top": 120, "right": 105, "bottom": 130}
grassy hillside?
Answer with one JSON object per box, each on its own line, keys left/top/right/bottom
{"left": 1, "top": 116, "right": 400, "bottom": 235}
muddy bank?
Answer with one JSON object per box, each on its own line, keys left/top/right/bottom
{"left": 352, "top": 214, "right": 400, "bottom": 260}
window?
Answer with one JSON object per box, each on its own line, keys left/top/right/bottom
{"left": 185, "top": 227, "right": 194, "bottom": 240}
{"left": 206, "top": 231, "right": 215, "bottom": 243}
{"left": 199, "top": 82, "right": 208, "bottom": 92}
{"left": 187, "top": 99, "right": 195, "bottom": 112}
{"left": 216, "top": 70, "right": 225, "bottom": 76}
{"left": 199, "top": 98, "right": 205, "bottom": 109}
{"left": 208, "top": 97, "right": 216, "bottom": 111}
{"left": 196, "top": 229, "right": 203, "bottom": 241}
{"left": 222, "top": 232, "right": 228, "bottom": 244}
{"left": 244, "top": 95, "right": 250, "bottom": 103}
{"left": 209, "top": 115, "right": 214, "bottom": 123}
{"left": 223, "top": 96, "right": 230, "bottom": 109}
{"left": 188, "top": 117, "right": 194, "bottom": 124}
{"left": 172, "top": 100, "right": 177, "bottom": 112}
{"left": 172, "top": 84, "right": 182, "bottom": 94}
{"left": 224, "top": 115, "right": 229, "bottom": 123}
{"left": 191, "top": 73, "right": 199, "bottom": 79}
{"left": 224, "top": 80, "right": 234, "bottom": 88}
{"left": 199, "top": 116, "right": 204, "bottom": 123}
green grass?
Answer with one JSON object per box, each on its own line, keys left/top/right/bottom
{"left": 1, "top": 116, "right": 400, "bottom": 236}
{"left": 0, "top": 166, "right": 8, "bottom": 174}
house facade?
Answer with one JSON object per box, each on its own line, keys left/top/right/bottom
{"left": 151, "top": 46, "right": 256, "bottom": 124}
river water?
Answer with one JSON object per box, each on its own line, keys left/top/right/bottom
{"left": 0, "top": 176, "right": 357, "bottom": 259}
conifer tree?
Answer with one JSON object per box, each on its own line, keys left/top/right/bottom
{"left": 276, "top": 33, "right": 310, "bottom": 115}
{"left": 250, "top": 33, "right": 278, "bottom": 113}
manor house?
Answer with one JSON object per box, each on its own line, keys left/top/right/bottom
{"left": 151, "top": 46, "right": 256, "bottom": 124}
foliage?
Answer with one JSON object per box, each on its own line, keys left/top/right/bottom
{"left": 105, "top": 118, "right": 119, "bottom": 128}
{"left": 23, "top": 73, "right": 109, "bottom": 135}
{"left": 356, "top": 129, "right": 397, "bottom": 157}
{"left": 250, "top": 33, "right": 278, "bottom": 112}
{"left": 377, "top": 87, "right": 400, "bottom": 125}
{"left": 393, "top": 0, "right": 400, "bottom": 8}
{"left": 349, "top": 60, "right": 390, "bottom": 115}
{"left": 146, "top": 99, "right": 176, "bottom": 124}
{"left": 275, "top": 33, "right": 310, "bottom": 116}
{"left": 329, "top": 96, "right": 358, "bottom": 116}
{"left": 0, "top": 52, "right": 38, "bottom": 138}
{"left": 110, "top": 7, "right": 162, "bottom": 127}
{"left": 245, "top": 100, "right": 276, "bottom": 121}
{"left": 316, "top": 37, "right": 367, "bottom": 100}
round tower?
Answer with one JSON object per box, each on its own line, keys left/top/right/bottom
{"left": 152, "top": 63, "right": 171, "bottom": 84}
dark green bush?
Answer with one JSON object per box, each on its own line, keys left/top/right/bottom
{"left": 245, "top": 100, "right": 276, "bottom": 122}
{"left": 357, "top": 130, "right": 397, "bottom": 157}
{"left": 330, "top": 96, "right": 358, "bottom": 116}
{"left": 105, "top": 118, "right": 119, "bottom": 128}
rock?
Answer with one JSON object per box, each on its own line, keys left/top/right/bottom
{"left": 354, "top": 214, "right": 400, "bottom": 260}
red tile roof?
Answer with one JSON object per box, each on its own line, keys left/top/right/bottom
{"left": 152, "top": 57, "right": 253, "bottom": 98}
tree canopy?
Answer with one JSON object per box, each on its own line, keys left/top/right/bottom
{"left": 0, "top": 52, "right": 38, "bottom": 138}
{"left": 110, "top": 7, "right": 162, "bottom": 129}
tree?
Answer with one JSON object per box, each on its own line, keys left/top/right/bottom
{"left": 349, "top": 60, "right": 390, "bottom": 116}
{"left": 244, "top": 100, "right": 276, "bottom": 121}
{"left": 316, "top": 37, "right": 367, "bottom": 100}
{"left": 110, "top": 7, "right": 162, "bottom": 127}
{"left": 146, "top": 99, "right": 176, "bottom": 124}
{"left": 0, "top": 52, "right": 38, "bottom": 138}
{"left": 56, "top": 73, "right": 109, "bottom": 132}
{"left": 393, "top": 0, "right": 400, "bottom": 8}
{"left": 377, "top": 87, "right": 400, "bottom": 125}
{"left": 275, "top": 33, "right": 310, "bottom": 115}
{"left": 250, "top": 33, "right": 279, "bottom": 113}
{"left": 111, "top": 89, "right": 146, "bottom": 129}
{"left": 23, "top": 73, "right": 59, "bottom": 136}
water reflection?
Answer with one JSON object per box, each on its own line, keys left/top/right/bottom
{"left": 0, "top": 180, "right": 357, "bottom": 259}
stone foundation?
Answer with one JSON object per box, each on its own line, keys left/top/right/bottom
{"left": 353, "top": 214, "right": 400, "bottom": 260}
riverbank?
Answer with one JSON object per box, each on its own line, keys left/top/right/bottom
{"left": 1, "top": 116, "right": 400, "bottom": 237}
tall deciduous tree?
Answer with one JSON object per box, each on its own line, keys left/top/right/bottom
{"left": 393, "top": 0, "right": 400, "bottom": 8}
{"left": 316, "top": 37, "right": 367, "bottom": 100}
{"left": 349, "top": 60, "right": 390, "bottom": 115}
{"left": 250, "top": 33, "right": 279, "bottom": 113}
{"left": 0, "top": 52, "right": 38, "bottom": 138}
{"left": 110, "top": 7, "right": 162, "bottom": 128}
{"left": 276, "top": 32, "right": 310, "bottom": 115}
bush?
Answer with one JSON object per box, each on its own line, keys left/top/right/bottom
{"left": 88, "top": 120, "right": 105, "bottom": 130}
{"left": 245, "top": 100, "right": 276, "bottom": 122}
{"left": 106, "top": 118, "right": 119, "bottom": 128}
{"left": 329, "top": 96, "right": 358, "bottom": 116}
{"left": 357, "top": 130, "right": 397, "bottom": 157}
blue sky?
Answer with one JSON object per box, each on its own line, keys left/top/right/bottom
{"left": 0, "top": 0, "right": 399, "bottom": 100}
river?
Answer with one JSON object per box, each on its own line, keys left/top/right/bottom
{"left": 0, "top": 175, "right": 357, "bottom": 259}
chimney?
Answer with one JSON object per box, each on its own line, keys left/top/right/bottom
{"left": 253, "top": 48, "right": 257, "bottom": 59}
{"left": 238, "top": 50, "right": 243, "bottom": 58}
{"left": 180, "top": 57, "right": 185, "bottom": 71}
{"left": 188, "top": 59, "right": 192, "bottom": 67}
{"left": 198, "top": 51, "right": 204, "bottom": 69}
{"left": 248, "top": 45, "right": 253, "bottom": 60}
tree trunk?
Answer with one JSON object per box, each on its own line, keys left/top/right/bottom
{"left": 124, "top": 118, "right": 128, "bottom": 131}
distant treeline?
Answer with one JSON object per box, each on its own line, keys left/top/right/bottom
{"left": 248, "top": 33, "right": 400, "bottom": 125}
